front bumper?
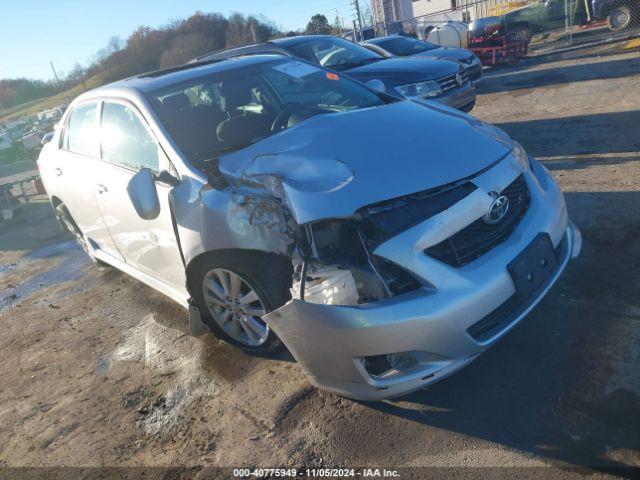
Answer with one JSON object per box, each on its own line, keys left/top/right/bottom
{"left": 264, "top": 159, "right": 581, "bottom": 401}
{"left": 432, "top": 80, "right": 477, "bottom": 112}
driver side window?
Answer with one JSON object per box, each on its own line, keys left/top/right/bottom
{"left": 100, "top": 101, "right": 159, "bottom": 172}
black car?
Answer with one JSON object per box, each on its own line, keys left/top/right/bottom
{"left": 196, "top": 35, "right": 477, "bottom": 112}
{"left": 360, "top": 36, "right": 483, "bottom": 83}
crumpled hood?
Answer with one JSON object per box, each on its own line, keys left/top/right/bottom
{"left": 219, "top": 101, "right": 513, "bottom": 224}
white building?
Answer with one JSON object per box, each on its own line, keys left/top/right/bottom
{"left": 370, "top": 0, "right": 466, "bottom": 35}
{"left": 412, "top": 0, "right": 459, "bottom": 17}
{"left": 371, "top": 0, "right": 414, "bottom": 25}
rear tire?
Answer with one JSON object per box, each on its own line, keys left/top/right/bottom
{"left": 190, "top": 251, "right": 292, "bottom": 354}
{"left": 608, "top": 5, "right": 633, "bottom": 31}
{"left": 55, "top": 203, "right": 94, "bottom": 258}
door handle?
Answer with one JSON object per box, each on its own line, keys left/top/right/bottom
{"left": 54, "top": 167, "right": 63, "bottom": 177}
{"left": 96, "top": 184, "right": 108, "bottom": 194}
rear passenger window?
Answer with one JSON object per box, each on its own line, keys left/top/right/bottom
{"left": 100, "top": 102, "right": 159, "bottom": 172}
{"left": 66, "top": 103, "right": 98, "bottom": 157}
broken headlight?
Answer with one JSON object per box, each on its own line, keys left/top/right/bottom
{"left": 300, "top": 220, "right": 422, "bottom": 303}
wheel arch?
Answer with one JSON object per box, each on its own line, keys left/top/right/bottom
{"left": 185, "top": 248, "right": 293, "bottom": 299}
{"left": 50, "top": 195, "right": 63, "bottom": 208}
{"left": 50, "top": 195, "right": 73, "bottom": 232}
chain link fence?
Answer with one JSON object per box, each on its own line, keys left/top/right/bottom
{"left": 365, "top": 0, "right": 640, "bottom": 59}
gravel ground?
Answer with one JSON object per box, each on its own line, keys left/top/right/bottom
{"left": 0, "top": 44, "right": 638, "bottom": 479}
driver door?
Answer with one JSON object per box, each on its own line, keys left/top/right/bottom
{"left": 94, "top": 99, "right": 187, "bottom": 296}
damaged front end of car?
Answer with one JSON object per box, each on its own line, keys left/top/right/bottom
{"left": 185, "top": 105, "right": 580, "bottom": 401}
{"left": 201, "top": 150, "right": 473, "bottom": 399}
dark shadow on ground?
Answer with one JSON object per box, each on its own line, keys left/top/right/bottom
{"left": 543, "top": 43, "right": 640, "bottom": 65}
{"left": 494, "top": 110, "right": 640, "bottom": 159}
{"left": 361, "top": 191, "right": 640, "bottom": 475}
{"left": 542, "top": 154, "right": 640, "bottom": 170}
{"left": 478, "top": 56, "right": 640, "bottom": 94}
{"left": 529, "top": 24, "right": 640, "bottom": 56}
{"left": 484, "top": 40, "right": 639, "bottom": 75}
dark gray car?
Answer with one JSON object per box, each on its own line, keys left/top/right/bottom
{"left": 197, "top": 35, "right": 476, "bottom": 112}
{"left": 361, "top": 36, "right": 483, "bottom": 83}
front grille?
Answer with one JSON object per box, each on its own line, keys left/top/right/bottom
{"left": 465, "top": 63, "right": 482, "bottom": 81}
{"left": 467, "top": 235, "right": 568, "bottom": 342}
{"left": 425, "top": 174, "right": 530, "bottom": 267}
{"left": 437, "top": 71, "right": 468, "bottom": 93}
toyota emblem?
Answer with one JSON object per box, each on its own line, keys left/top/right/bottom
{"left": 484, "top": 194, "right": 510, "bottom": 224}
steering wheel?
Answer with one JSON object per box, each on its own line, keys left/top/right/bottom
{"left": 271, "top": 105, "right": 331, "bottom": 132}
{"left": 271, "top": 105, "right": 300, "bottom": 132}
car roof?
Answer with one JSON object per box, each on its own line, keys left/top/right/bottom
{"left": 270, "top": 34, "right": 337, "bottom": 47}
{"left": 365, "top": 37, "right": 398, "bottom": 45}
{"left": 203, "top": 35, "right": 341, "bottom": 55}
{"left": 194, "top": 35, "right": 347, "bottom": 63}
{"left": 74, "top": 54, "right": 286, "bottom": 102}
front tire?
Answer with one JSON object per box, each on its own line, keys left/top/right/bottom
{"left": 608, "top": 5, "right": 633, "bottom": 31}
{"left": 190, "top": 251, "right": 292, "bottom": 354}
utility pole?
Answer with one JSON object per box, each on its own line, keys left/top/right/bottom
{"left": 250, "top": 22, "right": 257, "bottom": 43}
{"left": 374, "top": 0, "right": 388, "bottom": 36}
{"left": 335, "top": 8, "right": 344, "bottom": 36}
{"left": 352, "top": 0, "right": 363, "bottom": 40}
{"left": 50, "top": 61, "right": 71, "bottom": 105}
{"left": 50, "top": 61, "right": 61, "bottom": 85}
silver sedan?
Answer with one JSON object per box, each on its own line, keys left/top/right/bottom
{"left": 38, "top": 54, "right": 580, "bottom": 400}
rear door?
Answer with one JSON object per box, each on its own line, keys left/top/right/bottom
{"left": 56, "top": 101, "right": 123, "bottom": 260}
{"left": 94, "top": 99, "right": 186, "bottom": 294}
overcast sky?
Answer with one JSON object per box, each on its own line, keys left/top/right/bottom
{"left": 1, "top": 0, "right": 359, "bottom": 80}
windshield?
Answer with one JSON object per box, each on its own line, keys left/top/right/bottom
{"left": 147, "top": 58, "right": 384, "bottom": 162}
{"left": 289, "top": 37, "right": 384, "bottom": 72}
{"left": 376, "top": 37, "right": 439, "bottom": 56}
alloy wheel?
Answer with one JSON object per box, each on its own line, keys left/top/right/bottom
{"left": 202, "top": 268, "right": 269, "bottom": 347}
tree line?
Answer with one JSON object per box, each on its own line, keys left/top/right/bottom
{"left": 0, "top": 10, "right": 353, "bottom": 112}
{"left": 1, "top": 11, "right": 286, "bottom": 111}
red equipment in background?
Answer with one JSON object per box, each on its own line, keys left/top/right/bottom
{"left": 468, "top": 16, "right": 529, "bottom": 65}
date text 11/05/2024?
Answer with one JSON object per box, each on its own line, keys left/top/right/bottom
{"left": 233, "top": 468, "right": 401, "bottom": 477}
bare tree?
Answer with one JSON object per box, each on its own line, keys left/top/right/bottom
{"left": 160, "top": 33, "right": 216, "bottom": 67}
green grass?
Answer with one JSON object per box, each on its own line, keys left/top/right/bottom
{"left": 0, "top": 71, "right": 109, "bottom": 122}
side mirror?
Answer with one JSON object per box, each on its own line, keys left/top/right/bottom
{"left": 366, "top": 79, "right": 387, "bottom": 93}
{"left": 127, "top": 168, "right": 160, "bottom": 220}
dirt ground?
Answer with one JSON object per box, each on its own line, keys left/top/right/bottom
{"left": 0, "top": 43, "right": 639, "bottom": 479}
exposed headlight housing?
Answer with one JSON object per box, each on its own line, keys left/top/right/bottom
{"left": 512, "top": 142, "right": 533, "bottom": 171}
{"left": 395, "top": 80, "right": 442, "bottom": 99}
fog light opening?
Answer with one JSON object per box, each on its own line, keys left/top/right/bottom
{"left": 362, "top": 353, "right": 418, "bottom": 379}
